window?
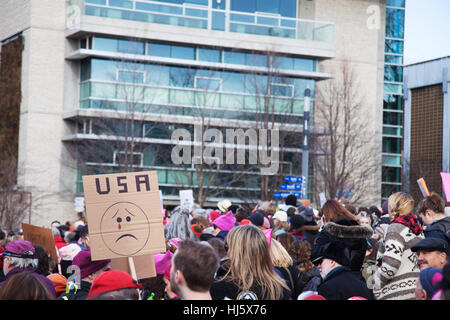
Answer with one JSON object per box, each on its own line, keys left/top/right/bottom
{"left": 224, "top": 50, "right": 246, "bottom": 65}
{"left": 384, "top": 94, "right": 403, "bottom": 110}
{"left": 117, "top": 39, "right": 145, "bottom": 55}
{"left": 385, "top": 39, "right": 404, "bottom": 54}
{"left": 383, "top": 111, "right": 403, "bottom": 126}
{"left": 270, "top": 83, "right": 294, "bottom": 97}
{"left": 170, "top": 66, "right": 196, "bottom": 87}
{"left": 386, "top": 0, "right": 405, "bottom": 8}
{"left": 113, "top": 151, "right": 143, "bottom": 166}
{"left": 109, "top": 0, "right": 133, "bottom": 9}
{"left": 117, "top": 70, "right": 145, "bottom": 83}
{"left": 385, "top": 54, "right": 403, "bottom": 64}
{"left": 147, "top": 42, "right": 171, "bottom": 57}
{"left": 382, "top": 137, "right": 402, "bottom": 154}
{"left": 94, "top": 37, "right": 118, "bottom": 52}
{"left": 382, "top": 167, "right": 401, "bottom": 182}
{"left": 194, "top": 76, "right": 222, "bottom": 91}
{"left": 198, "top": 48, "right": 221, "bottom": 63}
{"left": 171, "top": 44, "right": 196, "bottom": 60}
{"left": 386, "top": 8, "right": 405, "bottom": 39}
{"left": 381, "top": 183, "right": 401, "bottom": 198}
{"left": 384, "top": 65, "right": 403, "bottom": 82}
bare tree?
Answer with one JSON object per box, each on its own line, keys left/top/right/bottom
{"left": 311, "top": 61, "right": 380, "bottom": 206}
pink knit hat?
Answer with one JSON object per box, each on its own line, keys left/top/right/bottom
{"left": 263, "top": 217, "right": 270, "bottom": 229}
{"left": 154, "top": 250, "right": 173, "bottom": 275}
{"left": 212, "top": 211, "right": 236, "bottom": 231}
{"left": 263, "top": 228, "right": 272, "bottom": 247}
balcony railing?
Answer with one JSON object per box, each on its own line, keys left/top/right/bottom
{"left": 79, "top": 0, "right": 334, "bottom": 43}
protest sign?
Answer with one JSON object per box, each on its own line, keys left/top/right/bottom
{"left": 416, "top": 178, "right": 430, "bottom": 197}
{"left": 82, "top": 171, "right": 166, "bottom": 262}
{"left": 110, "top": 254, "right": 157, "bottom": 280}
{"left": 441, "top": 172, "right": 450, "bottom": 202}
{"left": 22, "top": 223, "right": 58, "bottom": 262}
{"left": 179, "top": 189, "right": 194, "bottom": 211}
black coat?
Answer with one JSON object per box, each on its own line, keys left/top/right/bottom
{"left": 317, "top": 266, "right": 375, "bottom": 300}
{"left": 311, "top": 218, "right": 373, "bottom": 273}
{"left": 424, "top": 217, "right": 450, "bottom": 256}
{"left": 58, "top": 280, "right": 91, "bottom": 300}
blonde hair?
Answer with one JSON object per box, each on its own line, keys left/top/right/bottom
{"left": 270, "top": 239, "right": 293, "bottom": 268}
{"left": 388, "top": 192, "right": 414, "bottom": 220}
{"left": 223, "top": 225, "right": 289, "bottom": 300}
{"left": 273, "top": 219, "right": 289, "bottom": 233}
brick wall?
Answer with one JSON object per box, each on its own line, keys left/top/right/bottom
{"left": 409, "top": 84, "right": 443, "bottom": 201}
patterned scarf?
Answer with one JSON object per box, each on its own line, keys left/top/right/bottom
{"left": 393, "top": 213, "right": 423, "bottom": 235}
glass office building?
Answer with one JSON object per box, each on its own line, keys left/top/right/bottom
{"left": 381, "top": 0, "right": 405, "bottom": 200}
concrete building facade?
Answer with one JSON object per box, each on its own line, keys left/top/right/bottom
{"left": 0, "top": 0, "right": 395, "bottom": 227}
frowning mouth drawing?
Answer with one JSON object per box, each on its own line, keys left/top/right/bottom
{"left": 115, "top": 234, "right": 138, "bottom": 242}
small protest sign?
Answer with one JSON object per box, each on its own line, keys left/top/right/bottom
{"left": 416, "top": 178, "right": 430, "bottom": 197}
{"left": 179, "top": 189, "right": 194, "bottom": 212}
{"left": 441, "top": 172, "right": 450, "bottom": 202}
{"left": 82, "top": 171, "right": 166, "bottom": 261}
{"left": 22, "top": 223, "right": 59, "bottom": 262}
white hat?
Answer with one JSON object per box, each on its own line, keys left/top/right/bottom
{"left": 217, "top": 199, "right": 232, "bottom": 213}
{"left": 273, "top": 210, "right": 288, "bottom": 222}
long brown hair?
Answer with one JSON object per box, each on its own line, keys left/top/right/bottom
{"left": 321, "top": 200, "right": 359, "bottom": 223}
{"left": 287, "top": 240, "right": 315, "bottom": 274}
{"left": 0, "top": 272, "right": 54, "bottom": 300}
{"left": 223, "top": 225, "right": 289, "bottom": 300}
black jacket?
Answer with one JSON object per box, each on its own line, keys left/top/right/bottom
{"left": 311, "top": 218, "right": 373, "bottom": 274}
{"left": 424, "top": 217, "right": 450, "bottom": 255}
{"left": 317, "top": 266, "right": 375, "bottom": 300}
{"left": 58, "top": 280, "right": 91, "bottom": 300}
{"left": 276, "top": 265, "right": 301, "bottom": 300}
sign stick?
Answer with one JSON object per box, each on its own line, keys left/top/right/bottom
{"left": 128, "top": 257, "right": 138, "bottom": 281}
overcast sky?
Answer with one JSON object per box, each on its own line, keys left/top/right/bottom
{"left": 404, "top": 0, "right": 450, "bottom": 65}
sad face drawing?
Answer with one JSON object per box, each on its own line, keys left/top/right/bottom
{"left": 100, "top": 201, "right": 150, "bottom": 256}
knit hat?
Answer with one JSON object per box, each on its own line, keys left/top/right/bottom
{"left": 209, "top": 210, "right": 221, "bottom": 223}
{"left": 249, "top": 212, "right": 264, "bottom": 227}
{"left": 217, "top": 200, "right": 232, "bottom": 213}
{"left": 298, "top": 206, "right": 314, "bottom": 222}
{"left": 88, "top": 270, "right": 142, "bottom": 299}
{"left": 47, "top": 273, "right": 67, "bottom": 296}
{"left": 59, "top": 243, "right": 82, "bottom": 261}
{"left": 168, "top": 238, "right": 181, "bottom": 249}
{"left": 304, "top": 294, "right": 327, "bottom": 300}
{"left": 273, "top": 210, "right": 288, "bottom": 222}
{"left": 164, "top": 265, "right": 171, "bottom": 281}
{"left": 263, "top": 229, "right": 272, "bottom": 247}
{"left": 290, "top": 215, "right": 305, "bottom": 230}
{"left": 381, "top": 199, "right": 389, "bottom": 215}
{"left": 191, "top": 224, "right": 203, "bottom": 237}
{"left": 72, "top": 249, "right": 111, "bottom": 279}
{"left": 238, "top": 219, "right": 250, "bottom": 225}
{"left": 154, "top": 250, "right": 173, "bottom": 275}
{"left": 4, "top": 240, "right": 36, "bottom": 258}
{"left": 420, "top": 267, "right": 442, "bottom": 299}
{"left": 213, "top": 211, "right": 236, "bottom": 231}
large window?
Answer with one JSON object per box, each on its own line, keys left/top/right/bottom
{"left": 230, "top": 0, "right": 296, "bottom": 18}
{"left": 386, "top": 8, "right": 405, "bottom": 39}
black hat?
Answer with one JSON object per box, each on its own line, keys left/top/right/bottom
{"left": 411, "top": 238, "right": 448, "bottom": 253}
{"left": 290, "top": 214, "right": 305, "bottom": 230}
{"left": 311, "top": 237, "right": 352, "bottom": 267}
{"left": 249, "top": 212, "right": 264, "bottom": 227}
{"left": 285, "top": 194, "right": 297, "bottom": 207}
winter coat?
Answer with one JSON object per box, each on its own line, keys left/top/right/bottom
{"left": 373, "top": 215, "right": 424, "bottom": 300}
{"left": 297, "top": 266, "right": 322, "bottom": 293}
{"left": 424, "top": 217, "right": 450, "bottom": 255}
{"left": 58, "top": 280, "right": 91, "bottom": 300}
{"left": 311, "top": 218, "right": 373, "bottom": 275}
{"left": 317, "top": 266, "right": 375, "bottom": 300}
{"left": 276, "top": 265, "right": 301, "bottom": 300}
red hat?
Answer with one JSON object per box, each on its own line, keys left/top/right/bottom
{"left": 209, "top": 210, "right": 221, "bottom": 223}
{"left": 238, "top": 219, "right": 250, "bottom": 225}
{"left": 88, "top": 270, "right": 142, "bottom": 299}
{"left": 304, "top": 294, "right": 327, "bottom": 300}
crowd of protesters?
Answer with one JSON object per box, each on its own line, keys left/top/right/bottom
{"left": 0, "top": 191, "right": 449, "bottom": 300}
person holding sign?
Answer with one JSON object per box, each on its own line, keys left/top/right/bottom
{"left": 416, "top": 192, "right": 450, "bottom": 256}
{"left": 58, "top": 249, "right": 111, "bottom": 300}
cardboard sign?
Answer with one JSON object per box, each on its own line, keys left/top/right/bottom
{"left": 441, "top": 172, "right": 450, "bottom": 202}
{"left": 110, "top": 254, "right": 157, "bottom": 280}
{"left": 179, "top": 189, "right": 194, "bottom": 212}
{"left": 22, "top": 223, "right": 59, "bottom": 262}
{"left": 417, "top": 178, "right": 430, "bottom": 197}
{"left": 82, "top": 171, "right": 166, "bottom": 261}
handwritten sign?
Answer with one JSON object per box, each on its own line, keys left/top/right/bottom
{"left": 22, "top": 223, "right": 58, "bottom": 262}
{"left": 82, "top": 171, "right": 166, "bottom": 261}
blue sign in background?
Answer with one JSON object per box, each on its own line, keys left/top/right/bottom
{"left": 284, "top": 176, "right": 304, "bottom": 183}
{"left": 274, "top": 192, "right": 302, "bottom": 199}
{"left": 280, "top": 183, "right": 302, "bottom": 191}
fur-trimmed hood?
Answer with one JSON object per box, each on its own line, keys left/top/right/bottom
{"left": 324, "top": 221, "right": 373, "bottom": 239}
